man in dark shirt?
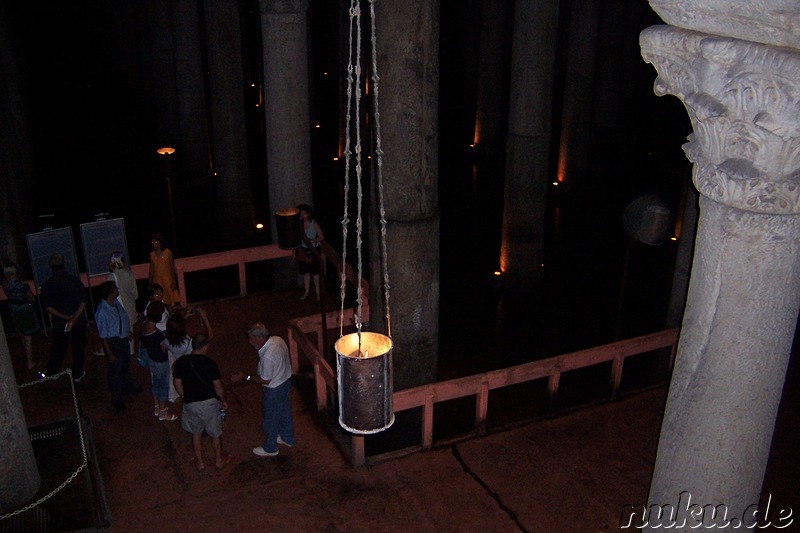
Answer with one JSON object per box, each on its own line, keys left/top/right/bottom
{"left": 173, "top": 334, "right": 231, "bottom": 471}
{"left": 40, "top": 254, "right": 87, "bottom": 381}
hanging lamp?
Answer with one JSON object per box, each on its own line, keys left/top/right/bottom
{"left": 335, "top": 0, "right": 394, "bottom": 434}
{"left": 274, "top": 207, "right": 303, "bottom": 250}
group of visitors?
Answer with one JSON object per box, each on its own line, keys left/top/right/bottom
{"left": 3, "top": 221, "right": 305, "bottom": 470}
{"left": 3, "top": 204, "right": 324, "bottom": 470}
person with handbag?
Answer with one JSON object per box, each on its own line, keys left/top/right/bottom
{"left": 140, "top": 301, "right": 177, "bottom": 421}
{"left": 295, "top": 204, "right": 325, "bottom": 301}
{"left": 173, "top": 334, "right": 231, "bottom": 471}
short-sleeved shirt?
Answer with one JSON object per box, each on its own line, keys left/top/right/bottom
{"left": 3, "top": 278, "right": 31, "bottom": 307}
{"left": 172, "top": 354, "right": 221, "bottom": 404}
{"left": 257, "top": 336, "right": 292, "bottom": 389}
{"left": 94, "top": 298, "right": 131, "bottom": 339}
{"left": 40, "top": 271, "right": 88, "bottom": 330}
{"left": 141, "top": 328, "right": 168, "bottom": 363}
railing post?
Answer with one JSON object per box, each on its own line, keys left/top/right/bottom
{"left": 476, "top": 377, "right": 489, "bottom": 434}
{"left": 610, "top": 355, "right": 623, "bottom": 399}
{"left": 547, "top": 372, "right": 561, "bottom": 415}
{"left": 176, "top": 266, "right": 186, "bottom": 304}
{"left": 351, "top": 435, "right": 365, "bottom": 467}
{"left": 422, "top": 392, "right": 434, "bottom": 449}
{"left": 288, "top": 328, "right": 299, "bottom": 374}
{"left": 314, "top": 359, "right": 327, "bottom": 412}
{"left": 238, "top": 253, "right": 247, "bottom": 297}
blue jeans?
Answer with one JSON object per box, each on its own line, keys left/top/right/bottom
{"left": 261, "top": 379, "right": 295, "bottom": 452}
{"left": 106, "top": 336, "right": 132, "bottom": 406}
{"left": 149, "top": 359, "right": 170, "bottom": 403}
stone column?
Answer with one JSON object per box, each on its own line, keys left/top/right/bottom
{"left": 473, "top": 0, "right": 511, "bottom": 158}
{"left": 500, "top": 0, "right": 559, "bottom": 289}
{"left": 369, "top": 0, "right": 439, "bottom": 389}
{"left": 555, "top": 0, "right": 601, "bottom": 196}
{"left": 0, "top": 0, "right": 36, "bottom": 274}
{"left": 148, "top": 1, "right": 215, "bottom": 253}
{"left": 259, "top": 0, "right": 313, "bottom": 233}
{"left": 641, "top": 3, "right": 800, "bottom": 525}
{"left": 204, "top": 0, "right": 255, "bottom": 247}
{"left": 0, "top": 319, "right": 40, "bottom": 512}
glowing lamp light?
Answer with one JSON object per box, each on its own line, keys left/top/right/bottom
{"left": 333, "top": 157, "right": 339, "bottom": 161}
{"left": 552, "top": 181, "right": 559, "bottom": 186}
{"left": 336, "top": 332, "right": 394, "bottom": 434}
{"left": 494, "top": 271, "right": 502, "bottom": 277}
{"left": 255, "top": 222, "right": 264, "bottom": 230}
{"left": 156, "top": 147, "right": 176, "bottom": 156}
{"left": 315, "top": 124, "right": 321, "bottom": 129}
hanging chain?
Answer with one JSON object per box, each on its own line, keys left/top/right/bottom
{"left": 339, "top": 0, "right": 391, "bottom": 348}
{"left": 339, "top": 0, "right": 359, "bottom": 339}
{"left": 353, "top": 0, "right": 365, "bottom": 346}
{"left": 368, "top": 0, "right": 391, "bottom": 338}
{"left": 1, "top": 370, "right": 89, "bottom": 521}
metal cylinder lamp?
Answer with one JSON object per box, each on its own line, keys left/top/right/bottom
{"left": 335, "top": 332, "right": 394, "bottom": 434}
{"left": 274, "top": 207, "right": 303, "bottom": 249}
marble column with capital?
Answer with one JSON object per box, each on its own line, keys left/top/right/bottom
{"left": 640, "top": 3, "right": 800, "bottom": 526}
{"left": 259, "top": 0, "right": 313, "bottom": 234}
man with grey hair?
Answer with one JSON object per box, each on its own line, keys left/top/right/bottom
{"left": 232, "top": 322, "right": 295, "bottom": 457}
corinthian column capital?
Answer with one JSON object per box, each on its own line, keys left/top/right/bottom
{"left": 258, "top": 0, "right": 307, "bottom": 15}
{"left": 641, "top": 26, "right": 800, "bottom": 214}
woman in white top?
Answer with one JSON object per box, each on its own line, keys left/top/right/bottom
{"left": 164, "top": 307, "right": 212, "bottom": 403}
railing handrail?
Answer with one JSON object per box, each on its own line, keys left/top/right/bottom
{"left": 2, "top": 242, "right": 366, "bottom": 306}
{"left": 287, "top": 318, "right": 679, "bottom": 467}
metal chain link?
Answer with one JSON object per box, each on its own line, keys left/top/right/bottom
{"left": 339, "top": 0, "right": 392, "bottom": 350}
{"left": 340, "top": 0, "right": 365, "bottom": 351}
{"left": 339, "top": 0, "right": 359, "bottom": 338}
{"left": 368, "top": 0, "right": 391, "bottom": 339}
{"left": 1, "top": 369, "right": 89, "bottom": 520}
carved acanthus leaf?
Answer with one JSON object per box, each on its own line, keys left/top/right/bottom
{"left": 641, "top": 26, "right": 800, "bottom": 214}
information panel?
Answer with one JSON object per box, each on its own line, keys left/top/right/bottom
{"left": 26, "top": 227, "right": 80, "bottom": 291}
{"left": 80, "top": 218, "right": 129, "bottom": 278}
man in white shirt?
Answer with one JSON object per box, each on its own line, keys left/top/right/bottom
{"left": 232, "top": 322, "right": 295, "bottom": 457}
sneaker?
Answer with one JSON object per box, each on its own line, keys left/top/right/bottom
{"left": 252, "top": 446, "right": 278, "bottom": 457}
{"left": 277, "top": 436, "right": 294, "bottom": 448}
{"left": 74, "top": 371, "right": 87, "bottom": 383}
{"left": 159, "top": 410, "right": 178, "bottom": 422}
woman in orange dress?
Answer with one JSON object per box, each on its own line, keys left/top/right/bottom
{"left": 148, "top": 233, "right": 180, "bottom": 307}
